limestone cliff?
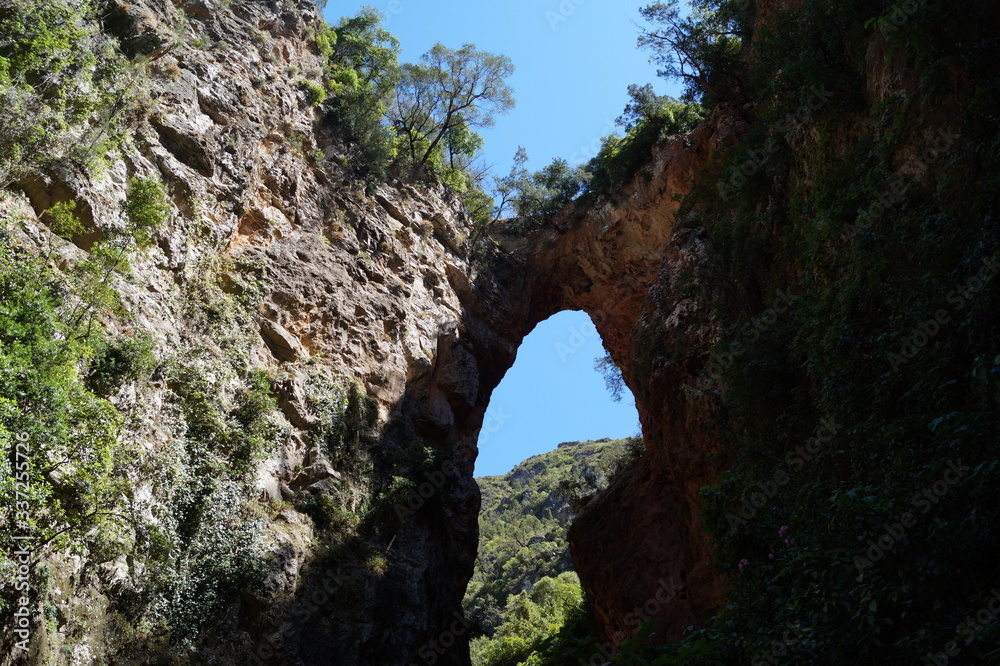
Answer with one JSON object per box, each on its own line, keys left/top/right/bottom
{"left": 0, "top": 0, "right": 735, "bottom": 649}
{"left": 3, "top": 0, "right": 997, "bottom": 663}
{"left": 2, "top": 1, "right": 491, "bottom": 663}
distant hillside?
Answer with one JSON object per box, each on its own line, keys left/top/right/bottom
{"left": 465, "top": 437, "right": 641, "bottom": 636}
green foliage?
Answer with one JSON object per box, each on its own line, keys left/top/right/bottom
{"left": 122, "top": 178, "right": 169, "bottom": 248}
{"left": 47, "top": 178, "right": 172, "bottom": 336}
{"left": 298, "top": 77, "right": 328, "bottom": 105}
{"left": 637, "top": 0, "right": 750, "bottom": 104}
{"left": 103, "top": 360, "right": 285, "bottom": 646}
{"left": 751, "top": 0, "right": 874, "bottom": 116}
{"left": 143, "top": 475, "right": 266, "bottom": 643}
{"left": 389, "top": 42, "right": 515, "bottom": 176}
{"left": 604, "top": 2, "right": 1000, "bottom": 663}
{"left": 495, "top": 147, "right": 590, "bottom": 223}
{"left": 46, "top": 200, "right": 83, "bottom": 239}
{"left": 467, "top": 439, "right": 634, "bottom": 645}
{"left": 486, "top": 86, "right": 703, "bottom": 239}
{"left": 315, "top": 13, "right": 511, "bottom": 228}
{"left": 86, "top": 333, "right": 157, "bottom": 396}
{"left": 594, "top": 351, "right": 625, "bottom": 402}
{"left": 515, "top": 4, "right": 1000, "bottom": 664}
{"left": 306, "top": 373, "right": 378, "bottom": 465}
{"left": 299, "top": 488, "right": 359, "bottom": 533}
{"left": 470, "top": 572, "right": 584, "bottom": 666}
{"left": 0, "top": 226, "right": 128, "bottom": 597}
{"left": 0, "top": 0, "right": 136, "bottom": 184}
{"left": 167, "top": 363, "right": 281, "bottom": 473}
{"left": 585, "top": 90, "right": 705, "bottom": 198}
{"left": 321, "top": 8, "right": 401, "bottom": 181}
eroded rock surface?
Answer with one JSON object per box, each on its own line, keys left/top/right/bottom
{"left": 0, "top": 0, "right": 746, "bottom": 662}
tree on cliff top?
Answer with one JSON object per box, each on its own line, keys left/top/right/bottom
{"left": 322, "top": 7, "right": 401, "bottom": 180}
{"left": 389, "top": 43, "right": 515, "bottom": 178}
{"left": 637, "top": 0, "right": 749, "bottom": 104}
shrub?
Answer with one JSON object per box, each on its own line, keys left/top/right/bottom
{"left": 585, "top": 92, "right": 705, "bottom": 198}
{"left": 321, "top": 8, "right": 400, "bottom": 181}
{"left": 122, "top": 178, "right": 170, "bottom": 247}
{"left": 306, "top": 374, "right": 378, "bottom": 461}
{"left": 46, "top": 200, "right": 84, "bottom": 240}
{"left": 86, "top": 333, "right": 157, "bottom": 396}
{"left": 0, "top": 224, "right": 128, "bottom": 584}
{"left": 298, "top": 78, "right": 327, "bottom": 105}
{"left": 471, "top": 572, "right": 584, "bottom": 666}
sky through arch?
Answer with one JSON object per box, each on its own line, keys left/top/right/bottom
{"left": 475, "top": 311, "right": 639, "bottom": 477}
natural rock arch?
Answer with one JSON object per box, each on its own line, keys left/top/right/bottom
{"left": 388, "top": 103, "right": 750, "bottom": 663}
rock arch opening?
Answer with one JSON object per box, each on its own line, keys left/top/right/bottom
{"left": 400, "top": 114, "right": 733, "bottom": 664}
{"left": 463, "top": 310, "right": 639, "bottom": 660}
{"left": 473, "top": 310, "right": 639, "bottom": 477}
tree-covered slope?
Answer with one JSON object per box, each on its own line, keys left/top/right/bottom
{"left": 465, "top": 438, "right": 640, "bottom": 636}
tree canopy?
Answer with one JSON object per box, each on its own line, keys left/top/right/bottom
{"left": 637, "top": 0, "right": 749, "bottom": 103}
{"left": 321, "top": 7, "right": 401, "bottom": 180}
{"left": 390, "top": 43, "right": 515, "bottom": 176}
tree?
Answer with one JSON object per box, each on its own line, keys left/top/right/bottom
{"left": 390, "top": 43, "right": 515, "bottom": 177}
{"left": 470, "top": 573, "right": 584, "bottom": 666}
{"left": 584, "top": 86, "right": 705, "bottom": 197}
{"left": 493, "top": 148, "right": 589, "bottom": 220}
{"left": 637, "top": 0, "right": 749, "bottom": 104}
{"left": 442, "top": 116, "right": 484, "bottom": 170}
{"left": 617, "top": 82, "right": 702, "bottom": 130}
{"left": 322, "top": 8, "right": 400, "bottom": 179}
{"left": 0, "top": 0, "right": 136, "bottom": 185}
{"left": 594, "top": 351, "right": 625, "bottom": 402}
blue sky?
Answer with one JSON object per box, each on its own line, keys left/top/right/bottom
{"left": 475, "top": 312, "right": 640, "bottom": 477}
{"left": 321, "top": 1, "right": 676, "bottom": 475}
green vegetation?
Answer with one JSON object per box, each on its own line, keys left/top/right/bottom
{"left": 319, "top": 7, "right": 401, "bottom": 182}
{"left": 0, "top": 201, "right": 286, "bottom": 650}
{"left": 390, "top": 43, "right": 515, "bottom": 178}
{"left": 132, "top": 362, "right": 280, "bottom": 643}
{"left": 637, "top": 0, "right": 750, "bottom": 105}
{"left": 482, "top": 1, "right": 1000, "bottom": 664}
{"left": 0, "top": 229, "right": 125, "bottom": 570}
{"left": 122, "top": 177, "right": 170, "bottom": 247}
{"left": 315, "top": 8, "right": 702, "bottom": 245}
{"left": 593, "top": 352, "right": 626, "bottom": 403}
{"left": 584, "top": 85, "right": 706, "bottom": 198}
{"left": 0, "top": 0, "right": 136, "bottom": 185}
{"left": 493, "top": 148, "right": 590, "bottom": 223}
{"left": 472, "top": 572, "right": 585, "bottom": 666}
{"left": 468, "top": 438, "right": 642, "bottom": 665}
{"left": 491, "top": 87, "right": 703, "bottom": 234}
{"left": 0, "top": 176, "right": 172, "bottom": 597}
{"left": 46, "top": 200, "right": 83, "bottom": 239}
{"left": 316, "top": 10, "right": 514, "bottom": 226}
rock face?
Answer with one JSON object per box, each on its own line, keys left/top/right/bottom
{"left": 478, "top": 104, "right": 749, "bottom": 644}
{"left": 0, "top": 0, "right": 746, "bottom": 663}
{"left": 1, "top": 1, "right": 490, "bottom": 663}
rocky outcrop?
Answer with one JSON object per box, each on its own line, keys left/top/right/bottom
{"left": 1, "top": 0, "right": 744, "bottom": 663}
{"left": 1, "top": 1, "right": 489, "bottom": 663}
